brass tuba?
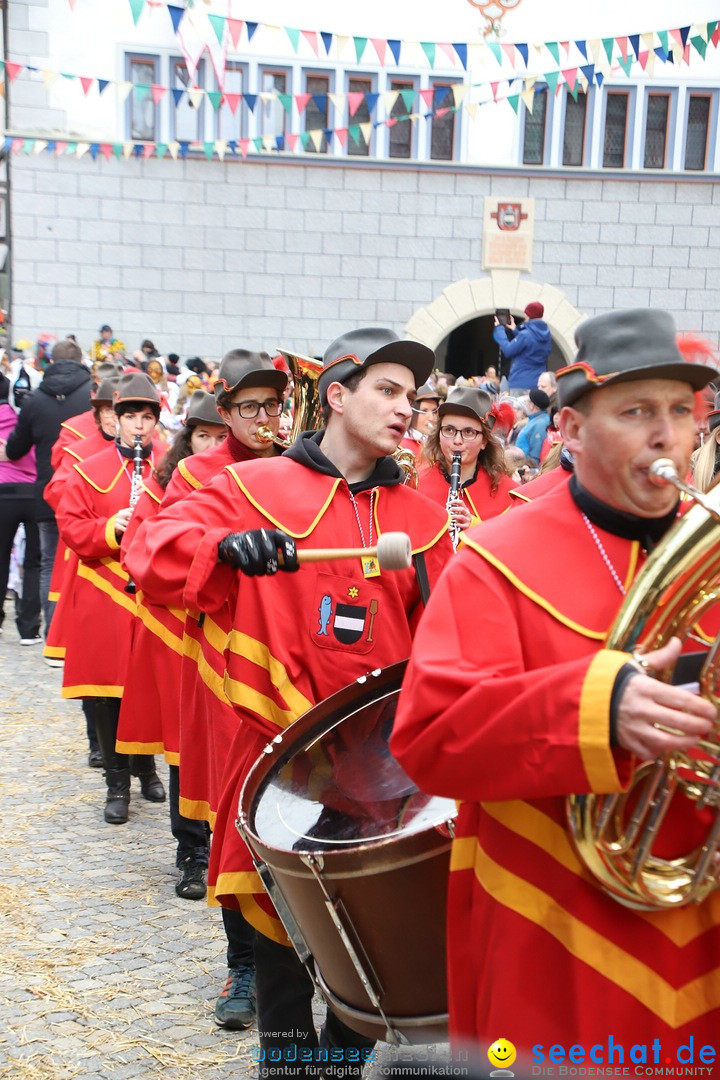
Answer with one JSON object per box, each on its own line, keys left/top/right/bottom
{"left": 567, "top": 459, "right": 720, "bottom": 910}
{"left": 256, "top": 350, "right": 324, "bottom": 450}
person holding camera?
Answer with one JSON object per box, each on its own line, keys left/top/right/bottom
{"left": 493, "top": 302, "right": 552, "bottom": 394}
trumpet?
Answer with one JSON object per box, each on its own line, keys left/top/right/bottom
{"left": 446, "top": 451, "right": 462, "bottom": 551}
{"left": 256, "top": 350, "right": 324, "bottom": 450}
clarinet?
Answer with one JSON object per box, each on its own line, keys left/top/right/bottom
{"left": 124, "top": 434, "right": 144, "bottom": 594}
{"left": 446, "top": 450, "right": 462, "bottom": 552}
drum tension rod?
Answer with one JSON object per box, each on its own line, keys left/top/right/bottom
{"left": 300, "top": 854, "right": 405, "bottom": 1047}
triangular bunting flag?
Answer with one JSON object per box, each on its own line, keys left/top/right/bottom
{"left": 466, "top": 102, "right": 478, "bottom": 119}
{"left": 595, "top": 71, "right": 604, "bottom": 87}
{"left": 202, "top": 141, "right": 213, "bottom": 160}
{"left": 452, "top": 43, "right": 468, "bottom": 69}
{"left": 588, "top": 39, "right": 602, "bottom": 63}
{"left": 98, "top": 79, "right": 109, "bottom": 95}
{"left": 168, "top": 141, "right": 179, "bottom": 160}
{"left": 690, "top": 35, "right": 707, "bottom": 59}
{"left": 562, "top": 68, "right": 578, "bottom": 90}
{"left": 639, "top": 50, "right": 651, "bottom": 71}
{"left": 128, "top": 0, "right": 145, "bottom": 26}
{"left": 521, "top": 88, "right": 535, "bottom": 112}
{"left": 122, "top": 141, "right": 133, "bottom": 158}
{"left": 243, "top": 93, "right": 257, "bottom": 113}
{"left": 387, "top": 40, "right": 402, "bottom": 64}
{"left": 5, "top": 62, "right": 22, "bottom": 82}
{"left": 34, "top": 140, "right": 48, "bottom": 155}
{"left": 365, "top": 92, "right": 379, "bottom": 113}
{"left": 227, "top": 19, "right": 243, "bottom": 48}
{"left": 80, "top": 76, "right": 93, "bottom": 95}
{"left": 575, "top": 40, "right": 588, "bottom": 60}
{"left": 309, "top": 129, "right": 323, "bottom": 152}
{"left": 580, "top": 64, "right": 595, "bottom": 85}
{"left": 371, "top": 38, "right": 386, "bottom": 65}
{"left": 486, "top": 40, "right": 503, "bottom": 65}
{"left": 419, "top": 87, "right": 434, "bottom": 109}
{"left": 171, "top": 87, "right": 184, "bottom": 106}
{"left": 501, "top": 43, "right": 515, "bottom": 64}
{"left": 208, "top": 14, "right": 226, "bottom": 46}
{"left": 224, "top": 92, "right": 240, "bottom": 115}
{"left": 179, "top": 141, "right": 190, "bottom": 159}
{"left": 421, "top": 42, "right": 436, "bottom": 67}
{"left": 321, "top": 32, "right": 333, "bottom": 55}
{"left": 617, "top": 36, "right": 629, "bottom": 60}
{"left": 246, "top": 22, "right": 258, "bottom": 42}
{"left": 507, "top": 94, "right": 520, "bottom": 114}
{"left": 546, "top": 41, "right": 560, "bottom": 64}
{"left": 329, "top": 92, "right": 345, "bottom": 113}
{"left": 335, "top": 127, "right": 348, "bottom": 148}
{"left": 657, "top": 30, "right": 669, "bottom": 52}
{"left": 629, "top": 34, "right": 640, "bottom": 59}
{"left": 295, "top": 93, "right": 311, "bottom": 114}
{"left": 275, "top": 135, "right": 285, "bottom": 152}
{"left": 679, "top": 26, "right": 691, "bottom": 46}
{"left": 187, "top": 88, "right": 204, "bottom": 110}
{"left": 285, "top": 27, "right": 301, "bottom": 53}
{"left": 312, "top": 93, "right": 327, "bottom": 113}
{"left": 490, "top": 81, "right": 500, "bottom": 101}
{"left": 134, "top": 83, "right": 150, "bottom": 104}
{"left": 100, "top": 144, "right": 113, "bottom": 159}
{"left": 117, "top": 81, "right": 133, "bottom": 103}
{"left": 156, "top": 142, "right": 168, "bottom": 159}
{"left": 359, "top": 121, "right": 373, "bottom": 143}
{"left": 353, "top": 37, "right": 368, "bottom": 62}
{"left": 277, "top": 92, "right": 292, "bottom": 115}
{"left": 544, "top": 70, "right": 560, "bottom": 93}
{"left": 168, "top": 5, "right": 184, "bottom": 34}
{"left": 602, "top": 37, "right": 614, "bottom": 62}
{"left": 76, "top": 142, "right": 90, "bottom": 158}
{"left": 348, "top": 123, "right": 362, "bottom": 148}
{"left": 151, "top": 84, "right": 166, "bottom": 105}
{"left": 302, "top": 30, "right": 319, "bottom": 56}
{"left": 43, "top": 69, "right": 59, "bottom": 89}
{"left": 207, "top": 91, "right": 223, "bottom": 111}
{"left": 142, "top": 143, "right": 154, "bottom": 158}
{"left": 347, "top": 91, "right": 364, "bottom": 117}
{"left": 437, "top": 42, "right": 456, "bottom": 65}
{"left": 286, "top": 133, "right": 298, "bottom": 152}
{"left": 515, "top": 42, "right": 529, "bottom": 65}
{"left": 617, "top": 55, "right": 634, "bottom": 76}
{"left": 452, "top": 85, "right": 467, "bottom": 107}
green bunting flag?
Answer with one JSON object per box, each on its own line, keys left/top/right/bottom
{"left": 128, "top": 0, "right": 145, "bottom": 26}
{"left": 208, "top": 15, "right": 226, "bottom": 46}
{"left": 353, "top": 37, "right": 368, "bottom": 62}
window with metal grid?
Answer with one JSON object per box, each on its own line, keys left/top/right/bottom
{"left": 563, "top": 93, "right": 587, "bottom": 166}
{"left": 522, "top": 90, "right": 547, "bottom": 165}
{"left": 347, "top": 77, "right": 372, "bottom": 156}
{"left": 389, "top": 81, "right": 414, "bottom": 159}
{"left": 603, "top": 93, "right": 629, "bottom": 167}
{"left": 430, "top": 84, "right": 456, "bottom": 160}
{"left": 685, "top": 95, "right": 710, "bottom": 170}
{"left": 644, "top": 94, "right": 670, "bottom": 169}
{"left": 305, "top": 74, "right": 330, "bottom": 153}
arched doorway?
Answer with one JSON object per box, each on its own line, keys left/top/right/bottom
{"left": 404, "top": 271, "right": 584, "bottom": 377}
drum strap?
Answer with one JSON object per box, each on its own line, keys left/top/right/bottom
{"left": 412, "top": 552, "right": 431, "bottom": 607}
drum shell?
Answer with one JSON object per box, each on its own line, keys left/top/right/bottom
{"left": 239, "top": 664, "right": 452, "bottom": 1044}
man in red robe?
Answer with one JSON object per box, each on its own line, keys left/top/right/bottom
{"left": 127, "top": 327, "right": 453, "bottom": 1077}
{"left": 391, "top": 309, "right": 720, "bottom": 1071}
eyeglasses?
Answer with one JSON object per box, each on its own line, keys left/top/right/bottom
{"left": 230, "top": 399, "right": 283, "bottom": 419}
{"left": 439, "top": 424, "right": 484, "bottom": 442}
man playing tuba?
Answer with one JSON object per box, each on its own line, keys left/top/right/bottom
{"left": 392, "top": 310, "right": 720, "bottom": 1065}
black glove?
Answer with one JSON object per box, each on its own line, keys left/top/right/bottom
{"left": 217, "top": 528, "right": 299, "bottom": 576}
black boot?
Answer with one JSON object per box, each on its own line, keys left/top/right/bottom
{"left": 131, "top": 755, "right": 166, "bottom": 803}
{"left": 90, "top": 697, "right": 131, "bottom": 824}
{"left": 104, "top": 767, "right": 131, "bottom": 824}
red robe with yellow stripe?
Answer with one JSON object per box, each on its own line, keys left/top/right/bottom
{"left": 116, "top": 479, "right": 187, "bottom": 761}
{"left": 127, "top": 455, "right": 452, "bottom": 938}
{"left": 55, "top": 444, "right": 156, "bottom": 699}
{"left": 43, "top": 430, "right": 111, "bottom": 660}
{"left": 391, "top": 479, "right": 720, "bottom": 1054}
{"left": 51, "top": 409, "right": 98, "bottom": 470}
{"left": 158, "top": 436, "right": 258, "bottom": 825}
{"left": 417, "top": 462, "right": 515, "bottom": 525}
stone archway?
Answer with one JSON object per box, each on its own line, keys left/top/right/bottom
{"left": 404, "top": 270, "right": 585, "bottom": 366}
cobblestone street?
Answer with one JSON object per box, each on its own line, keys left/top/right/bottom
{"left": 0, "top": 625, "right": 445, "bottom": 1079}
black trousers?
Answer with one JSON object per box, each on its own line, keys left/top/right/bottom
{"left": 222, "top": 905, "right": 255, "bottom": 969}
{"left": 0, "top": 488, "right": 41, "bottom": 639}
{"left": 168, "top": 764, "right": 210, "bottom": 867}
{"left": 254, "top": 930, "right": 375, "bottom": 1079}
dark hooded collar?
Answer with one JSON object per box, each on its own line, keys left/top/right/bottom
{"left": 570, "top": 475, "right": 679, "bottom": 551}
{"left": 284, "top": 430, "right": 405, "bottom": 493}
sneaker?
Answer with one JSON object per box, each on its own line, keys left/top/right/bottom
{"left": 214, "top": 966, "right": 256, "bottom": 1029}
{"left": 20, "top": 635, "right": 44, "bottom": 646}
{"left": 175, "top": 857, "right": 207, "bottom": 901}
{"left": 44, "top": 657, "right": 64, "bottom": 668}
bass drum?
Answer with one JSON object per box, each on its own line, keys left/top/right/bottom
{"left": 238, "top": 662, "right": 455, "bottom": 1045}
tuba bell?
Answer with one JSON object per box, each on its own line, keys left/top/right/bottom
{"left": 567, "top": 460, "right": 720, "bottom": 910}
{"left": 256, "top": 350, "right": 324, "bottom": 450}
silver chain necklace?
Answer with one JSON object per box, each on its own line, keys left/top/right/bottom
{"left": 582, "top": 514, "right": 626, "bottom": 596}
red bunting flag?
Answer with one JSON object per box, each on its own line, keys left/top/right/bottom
{"left": 238, "top": 139, "right": 249, "bottom": 158}
{"left": 490, "top": 81, "right": 500, "bottom": 101}
{"left": 437, "top": 42, "right": 456, "bottom": 65}
{"left": 347, "top": 91, "right": 365, "bottom": 117}
{"left": 371, "top": 38, "right": 387, "bottom": 65}
{"left": 562, "top": 67, "right": 578, "bottom": 90}
{"left": 100, "top": 143, "right": 113, "bottom": 159}
{"left": 5, "top": 62, "right": 22, "bottom": 82}
{"left": 286, "top": 133, "right": 298, "bottom": 152}
{"left": 302, "top": 30, "right": 319, "bottom": 56}
{"left": 501, "top": 43, "right": 515, "bottom": 63}
{"left": 224, "top": 92, "right": 241, "bottom": 115}
{"left": 227, "top": 19, "right": 243, "bottom": 48}
{"left": 79, "top": 76, "right": 94, "bottom": 95}
{"left": 335, "top": 127, "right": 348, "bottom": 148}
{"left": 295, "top": 93, "right": 311, "bottom": 114}
{"left": 55, "top": 141, "right": 67, "bottom": 155}
{"left": 151, "top": 84, "right": 166, "bottom": 105}
{"left": 419, "top": 87, "right": 434, "bottom": 108}
{"left": 617, "top": 36, "right": 629, "bottom": 60}
{"left": 143, "top": 143, "right": 154, "bottom": 158}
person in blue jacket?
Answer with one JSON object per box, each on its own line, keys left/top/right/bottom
{"left": 493, "top": 301, "right": 552, "bottom": 393}
{"left": 515, "top": 387, "right": 551, "bottom": 464}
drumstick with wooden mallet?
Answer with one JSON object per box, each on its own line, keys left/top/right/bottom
{"left": 278, "top": 531, "right": 412, "bottom": 571}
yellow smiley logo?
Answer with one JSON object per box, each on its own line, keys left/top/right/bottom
{"left": 488, "top": 1038, "right": 517, "bottom": 1070}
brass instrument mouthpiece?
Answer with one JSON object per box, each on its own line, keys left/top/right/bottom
{"left": 648, "top": 458, "right": 678, "bottom": 486}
